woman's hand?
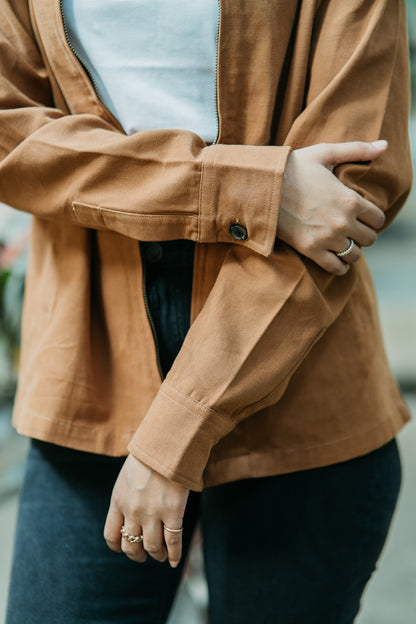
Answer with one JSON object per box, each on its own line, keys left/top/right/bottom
{"left": 104, "top": 454, "right": 190, "bottom": 568}
{"left": 278, "top": 140, "right": 387, "bottom": 275}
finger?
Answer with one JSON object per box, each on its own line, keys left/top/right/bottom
{"left": 356, "top": 200, "right": 385, "bottom": 230}
{"left": 331, "top": 238, "right": 362, "bottom": 266}
{"left": 317, "top": 139, "right": 388, "bottom": 170}
{"left": 311, "top": 249, "right": 351, "bottom": 276}
{"left": 120, "top": 523, "right": 147, "bottom": 563}
{"left": 142, "top": 521, "right": 167, "bottom": 563}
{"left": 163, "top": 521, "right": 184, "bottom": 569}
{"left": 349, "top": 221, "right": 377, "bottom": 249}
{"left": 104, "top": 502, "right": 124, "bottom": 553}
{"left": 330, "top": 188, "right": 385, "bottom": 234}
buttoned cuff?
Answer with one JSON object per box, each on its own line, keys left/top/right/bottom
{"left": 127, "top": 381, "right": 234, "bottom": 491}
{"left": 198, "top": 144, "right": 291, "bottom": 257}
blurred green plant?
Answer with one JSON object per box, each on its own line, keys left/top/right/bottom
{"left": 0, "top": 232, "right": 28, "bottom": 399}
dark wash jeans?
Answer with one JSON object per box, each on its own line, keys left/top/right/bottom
{"left": 7, "top": 241, "right": 402, "bottom": 624}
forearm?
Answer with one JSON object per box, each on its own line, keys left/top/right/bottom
{"left": 128, "top": 244, "right": 356, "bottom": 490}
{"left": 0, "top": 110, "right": 290, "bottom": 253}
{"left": 0, "top": 0, "right": 291, "bottom": 254}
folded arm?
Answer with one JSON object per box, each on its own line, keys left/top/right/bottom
{"left": 127, "top": 0, "right": 412, "bottom": 490}
{"left": 112, "top": 0, "right": 412, "bottom": 564}
{"left": 0, "top": 0, "right": 289, "bottom": 257}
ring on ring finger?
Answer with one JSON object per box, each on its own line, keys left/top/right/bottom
{"left": 121, "top": 525, "right": 143, "bottom": 544}
{"left": 335, "top": 238, "right": 355, "bottom": 258}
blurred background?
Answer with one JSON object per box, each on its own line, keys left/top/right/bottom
{"left": 1, "top": 4, "right": 416, "bottom": 622}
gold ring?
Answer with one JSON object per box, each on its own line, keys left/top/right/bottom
{"left": 163, "top": 524, "right": 183, "bottom": 534}
{"left": 335, "top": 238, "right": 355, "bottom": 258}
{"left": 121, "top": 525, "right": 143, "bottom": 544}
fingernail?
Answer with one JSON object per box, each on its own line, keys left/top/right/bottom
{"left": 372, "top": 139, "right": 388, "bottom": 149}
{"left": 170, "top": 561, "right": 179, "bottom": 568}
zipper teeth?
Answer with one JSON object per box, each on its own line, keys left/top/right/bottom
{"left": 59, "top": 0, "right": 106, "bottom": 107}
{"left": 59, "top": 0, "right": 212, "bottom": 380}
{"left": 60, "top": 0, "right": 220, "bottom": 141}
{"left": 213, "top": 0, "right": 221, "bottom": 145}
{"left": 141, "top": 262, "right": 165, "bottom": 381}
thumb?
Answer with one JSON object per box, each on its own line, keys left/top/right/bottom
{"left": 318, "top": 139, "right": 388, "bottom": 170}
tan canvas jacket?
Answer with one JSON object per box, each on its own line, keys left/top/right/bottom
{"left": 0, "top": 0, "right": 412, "bottom": 490}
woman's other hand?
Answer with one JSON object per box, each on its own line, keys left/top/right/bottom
{"left": 278, "top": 140, "right": 387, "bottom": 276}
{"left": 104, "top": 454, "right": 190, "bottom": 568}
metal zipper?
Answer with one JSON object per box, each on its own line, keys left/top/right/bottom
{"left": 59, "top": 0, "right": 164, "bottom": 380}
{"left": 58, "top": 0, "right": 217, "bottom": 381}
{"left": 213, "top": 0, "right": 221, "bottom": 145}
{"left": 141, "top": 259, "right": 165, "bottom": 381}
{"left": 59, "top": 0, "right": 109, "bottom": 108}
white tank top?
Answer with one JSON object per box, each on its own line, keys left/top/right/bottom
{"left": 62, "top": 0, "right": 219, "bottom": 141}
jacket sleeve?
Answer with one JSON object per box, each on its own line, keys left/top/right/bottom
{"left": 0, "top": 0, "right": 290, "bottom": 257}
{"left": 128, "top": 0, "right": 413, "bottom": 490}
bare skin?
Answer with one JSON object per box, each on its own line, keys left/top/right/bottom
{"left": 105, "top": 453, "right": 188, "bottom": 568}
{"left": 277, "top": 139, "right": 387, "bottom": 275}
{"left": 104, "top": 139, "right": 388, "bottom": 568}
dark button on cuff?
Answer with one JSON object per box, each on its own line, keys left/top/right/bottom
{"left": 229, "top": 223, "right": 248, "bottom": 241}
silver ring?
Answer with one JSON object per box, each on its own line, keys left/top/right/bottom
{"left": 121, "top": 525, "right": 143, "bottom": 544}
{"left": 335, "top": 238, "right": 355, "bottom": 258}
{"left": 163, "top": 524, "right": 184, "bottom": 534}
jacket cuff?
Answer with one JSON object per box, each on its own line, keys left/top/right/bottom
{"left": 199, "top": 144, "right": 291, "bottom": 257}
{"left": 127, "top": 381, "right": 234, "bottom": 491}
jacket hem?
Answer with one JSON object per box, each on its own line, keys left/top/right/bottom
{"left": 202, "top": 410, "right": 410, "bottom": 488}
{"left": 12, "top": 406, "right": 410, "bottom": 490}
{"left": 12, "top": 409, "right": 134, "bottom": 457}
